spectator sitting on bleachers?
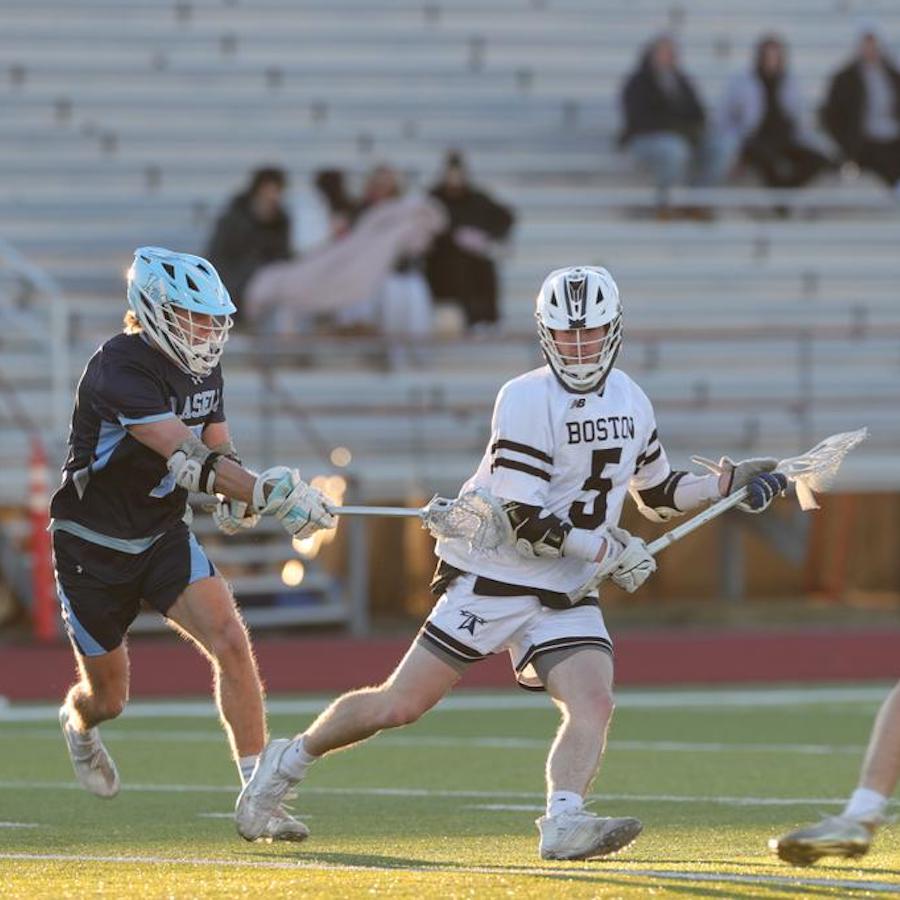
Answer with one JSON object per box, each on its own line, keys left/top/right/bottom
{"left": 336, "top": 164, "right": 440, "bottom": 341}
{"left": 821, "top": 23, "right": 900, "bottom": 196}
{"left": 619, "top": 33, "right": 730, "bottom": 210}
{"left": 291, "top": 169, "right": 355, "bottom": 254}
{"left": 243, "top": 164, "right": 445, "bottom": 342}
{"left": 425, "top": 150, "right": 515, "bottom": 331}
{"left": 718, "top": 34, "right": 833, "bottom": 188}
{"left": 206, "top": 167, "right": 292, "bottom": 319}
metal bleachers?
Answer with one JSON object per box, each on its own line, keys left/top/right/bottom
{"left": 0, "top": 0, "right": 898, "bottom": 509}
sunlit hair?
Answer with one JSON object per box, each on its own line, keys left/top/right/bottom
{"left": 123, "top": 309, "right": 142, "bottom": 334}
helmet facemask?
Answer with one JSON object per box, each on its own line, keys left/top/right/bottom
{"left": 537, "top": 315, "right": 622, "bottom": 393}
{"left": 159, "top": 303, "right": 233, "bottom": 377}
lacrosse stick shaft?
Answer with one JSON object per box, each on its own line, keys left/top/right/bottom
{"left": 329, "top": 505, "right": 423, "bottom": 518}
{"left": 646, "top": 487, "right": 748, "bottom": 557}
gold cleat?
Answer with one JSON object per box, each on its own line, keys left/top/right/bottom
{"left": 770, "top": 815, "right": 875, "bottom": 866}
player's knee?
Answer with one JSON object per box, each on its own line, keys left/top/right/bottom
{"left": 208, "top": 618, "right": 252, "bottom": 669}
{"left": 570, "top": 683, "right": 615, "bottom": 727}
{"left": 93, "top": 686, "right": 127, "bottom": 720}
{"left": 379, "top": 693, "right": 430, "bottom": 729}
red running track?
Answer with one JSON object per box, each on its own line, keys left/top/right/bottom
{"left": 1, "top": 628, "right": 899, "bottom": 701}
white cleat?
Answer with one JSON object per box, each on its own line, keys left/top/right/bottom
{"left": 537, "top": 810, "right": 643, "bottom": 860}
{"left": 254, "top": 805, "right": 310, "bottom": 844}
{"left": 235, "top": 739, "right": 298, "bottom": 841}
{"left": 58, "top": 706, "right": 120, "bottom": 799}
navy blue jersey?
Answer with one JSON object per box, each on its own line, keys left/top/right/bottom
{"left": 50, "top": 332, "right": 225, "bottom": 540}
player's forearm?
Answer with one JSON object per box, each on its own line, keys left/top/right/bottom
{"left": 210, "top": 458, "right": 256, "bottom": 504}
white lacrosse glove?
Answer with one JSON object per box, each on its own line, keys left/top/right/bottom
{"left": 600, "top": 525, "right": 657, "bottom": 593}
{"left": 569, "top": 525, "right": 657, "bottom": 601}
{"left": 692, "top": 455, "right": 780, "bottom": 512}
{"left": 212, "top": 496, "right": 261, "bottom": 536}
{"left": 252, "top": 466, "right": 337, "bottom": 538}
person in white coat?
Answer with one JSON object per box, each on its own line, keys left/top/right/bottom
{"left": 718, "top": 34, "right": 833, "bottom": 187}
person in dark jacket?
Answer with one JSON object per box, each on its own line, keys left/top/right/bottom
{"left": 426, "top": 151, "right": 515, "bottom": 328}
{"left": 821, "top": 26, "right": 900, "bottom": 191}
{"left": 206, "top": 167, "right": 293, "bottom": 317}
{"left": 620, "top": 34, "right": 730, "bottom": 205}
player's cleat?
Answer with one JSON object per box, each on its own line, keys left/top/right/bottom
{"left": 235, "top": 738, "right": 298, "bottom": 841}
{"left": 536, "top": 810, "right": 643, "bottom": 860}
{"left": 58, "top": 706, "right": 120, "bottom": 799}
{"left": 770, "top": 815, "right": 876, "bottom": 866}
{"left": 255, "top": 806, "right": 310, "bottom": 843}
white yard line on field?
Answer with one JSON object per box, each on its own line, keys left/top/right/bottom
{"left": 0, "top": 727, "right": 870, "bottom": 756}
{"left": 0, "top": 822, "right": 39, "bottom": 828}
{"left": 0, "top": 778, "right": 850, "bottom": 807}
{"left": 0, "top": 685, "right": 889, "bottom": 723}
{"left": 0, "top": 851, "right": 897, "bottom": 894}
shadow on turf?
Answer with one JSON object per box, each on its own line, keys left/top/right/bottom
{"left": 531, "top": 872, "right": 860, "bottom": 898}
{"left": 235, "top": 849, "right": 873, "bottom": 895}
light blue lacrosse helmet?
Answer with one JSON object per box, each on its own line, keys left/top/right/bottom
{"left": 127, "top": 246, "right": 236, "bottom": 378}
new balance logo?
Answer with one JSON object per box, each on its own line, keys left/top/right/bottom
{"left": 570, "top": 398, "right": 586, "bottom": 408}
{"left": 458, "top": 609, "right": 486, "bottom": 636}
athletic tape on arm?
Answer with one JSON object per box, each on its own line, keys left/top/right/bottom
{"left": 633, "top": 471, "right": 720, "bottom": 523}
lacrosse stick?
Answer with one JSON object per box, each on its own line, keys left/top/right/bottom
{"left": 645, "top": 427, "right": 868, "bottom": 559}
{"left": 328, "top": 488, "right": 512, "bottom": 552}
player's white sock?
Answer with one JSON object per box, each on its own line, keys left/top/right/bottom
{"left": 547, "top": 791, "right": 584, "bottom": 818}
{"left": 277, "top": 735, "right": 319, "bottom": 781}
{"left": 843, "top": 787, "right": 888, "bottom": 823}
{"left": 238, "top": 754, "right": 259, "bottom": 786}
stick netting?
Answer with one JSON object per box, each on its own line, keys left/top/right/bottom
{"left": 777, "top": 427, "right": 868, "bottom": 510}
{"left": 421, "top": 489, "right": 511, "bottom": 550}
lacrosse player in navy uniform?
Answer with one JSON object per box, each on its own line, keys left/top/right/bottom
{"left": 235, "top": 265, "right": 786, "bottom": 859}
{"left": 51, "top": 247, "right": 335, "bottom": 841}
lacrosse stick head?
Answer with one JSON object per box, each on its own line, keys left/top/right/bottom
{"left": 421, "top": 488, "right": 512, "bottom": 551}
{"left": 777, "top": 428, "right": 868, "bottom": 510}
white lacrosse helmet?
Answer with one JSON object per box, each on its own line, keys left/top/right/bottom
{"left": 127, "top": 246, "right": 236, "bottom": 378}
{"left": 535, "top": 265, "right": 623, "bottom": 393}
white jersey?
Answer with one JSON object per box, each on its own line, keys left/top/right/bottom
{"left": 436, "top": 365, "right": 671, "bottom": 596}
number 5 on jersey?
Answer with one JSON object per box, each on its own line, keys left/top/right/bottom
{"left": 569, "top": 448, "right": 622, "bottom": 530}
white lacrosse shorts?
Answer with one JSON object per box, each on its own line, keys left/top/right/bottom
{"left": 416, "top": 573, "right": 613, "bottom": 690}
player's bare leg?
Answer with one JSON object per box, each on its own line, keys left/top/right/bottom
{"left": 167, "top": 576, "right": 306, "bottom": 841}
{"left": 235, "top": 643, "right": 460, "bottom": 840}
{"left": 773, "top": 680, "right": 900, "bottom": 865}
{"left": 167, "top": 576, "right": 267, "bottom": 762}
{"left": 304, "top": 643, "right": 460, "bottom": 756}
{"left": 59, "top": 644, "right": 128, "bottom": 798}
{"left": 857, "top": 680, "right": 900, "bottom": 799}
{"left": 537, "top": 647, "right": 642, "bottom": 860}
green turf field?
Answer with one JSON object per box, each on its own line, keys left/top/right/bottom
{"left": 1, "top": 685, "right": 898, "bottom": 898}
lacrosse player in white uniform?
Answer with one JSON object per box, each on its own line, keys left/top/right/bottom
{"left": 235, "top": 265, "right": 787, "bottom": 860}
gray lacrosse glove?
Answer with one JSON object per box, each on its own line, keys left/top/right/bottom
{"left": 212, "top": 496, "right": 260, "bottom": 535}
{"left": 692, "top": 455, "right": 779, "bottom": 513}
